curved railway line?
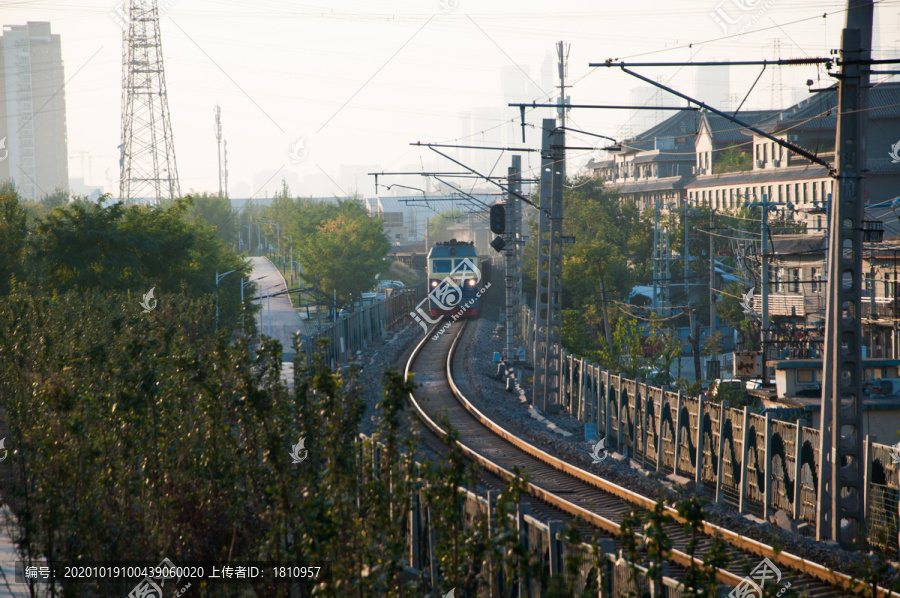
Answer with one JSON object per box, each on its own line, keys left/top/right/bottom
{"left": 405, "top": 318, "right": 897, "bottom": 597}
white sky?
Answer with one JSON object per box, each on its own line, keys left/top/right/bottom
{"left": 3, "top": 0, "right": 899, "bottom": 199}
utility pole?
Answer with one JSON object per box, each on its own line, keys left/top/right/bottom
{"left": 747, "top": 193, "right": 793, "bottom": 385}
{"left": 710, "top": 208, "right": 718, "bottom": 368}
{"left": 505, "top": 156, "right": 522, "bottom": 364}
{"left": 817, "top": 0, "right": 873, "bottom": 546}
{"left": 684, "top": 201, "right": 690, "bottom": 303}
{"left": 598, "top": 260, "right": 612, "bottom": 345}
{"left": 511, "top": 157, "right": 523, "bottom": 344}
{"left": 533, "top": 119, "right": 564, "bottom": 412}
{"left": 659, "top": 226, "right": 672, "bottom": 307}
{"left": 653, "top": 199, "right": 660, "bottom": 313}
{"left": 223, "top": 139, "right": 229, "bottom": 198}
{"left": 556, "top": 40, "right": 570, "bottom": 130}
{"left": 215, "top": 105, "right": 223, "bottom": 197}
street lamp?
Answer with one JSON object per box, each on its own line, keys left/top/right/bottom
{"left": 216, "top": 269, "right": 238, "bottom": 332}
{"left": 241, "top": 275, "right": 267, "bottom": 333}
{"left": 261, "top": 219, "right": 281, "bottom": 264}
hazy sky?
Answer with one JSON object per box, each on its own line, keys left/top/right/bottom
{"left": 3, "top": 0, "right": 899, "bottom": 199}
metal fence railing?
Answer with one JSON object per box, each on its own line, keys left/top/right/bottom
{"left": 359, "top": 434, "right": 684, "bottom": 596}
{"left": 518, "top": 303, "right": 900, "bottom": 553}
{"left": 294, "top": 283, "right": 426, "bottom": 366}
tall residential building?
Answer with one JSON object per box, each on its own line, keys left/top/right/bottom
{"left": 0, "top": 22, "right": 68, "bottom": 201}
{"left": 694, "top": 60, "right": 731, "bottom": 111}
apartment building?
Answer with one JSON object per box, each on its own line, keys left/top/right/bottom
{"left": 0, "top": 22, "right": 68, "bottom": 201}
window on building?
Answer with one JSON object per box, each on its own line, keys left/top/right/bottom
{"left": 864, "top": 272, "right": 874, "bottom": 297}
{"left": 775, "top": 268, "right": 785, "bottom": 292}
{"left": 886, "top": 273, "right": 894, "bottom": 299}
{"left": 812, "top": 182, "right": 818, "bottom": 202}
{"left": 797, "top": 369, "right": 815, "bottom": 383}
{"left": 811, "top": 267, "right": 819, "bottom": 292}
{"left": 791, "top": 268, "right": 800, "bottom": 293}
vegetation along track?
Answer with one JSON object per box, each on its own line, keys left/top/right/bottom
{"left": 405, "top": 318, "right": 894, "bottom": 597}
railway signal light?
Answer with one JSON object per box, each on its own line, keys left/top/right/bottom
{"left": 490, "top": 236, "right": 506, "bottom": 253}
{"left": 490, "top": 204, "right": 506, "bottom": 235}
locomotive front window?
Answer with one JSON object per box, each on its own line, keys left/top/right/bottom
{"left": 432, "top": 259, "right": 453, "bottom": 273}
{"left": 453, "top": 259, "right": 474, "bottom": 272}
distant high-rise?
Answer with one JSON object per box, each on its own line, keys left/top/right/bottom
{"left": 628, "top": 83, "right": 678, "bottom": 134}
{"left": 694, "top": 60, "right": 730, "bottom": 111}
{"left": 0, "top": 22, "right": 69, "bottom": 201}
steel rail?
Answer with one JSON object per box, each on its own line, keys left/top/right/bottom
{"left": 404, "top": 318, "right": 899, "bottom": 597}
{"left": 404, "top": 322, "right": 742, "bottom": 588}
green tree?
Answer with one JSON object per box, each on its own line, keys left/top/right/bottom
{"left": 676, "top": 497, "right": 729, "bottom": 597}
{"left": 299, "top": 210, "right": 390, "bottom": 306}
{"left": 29, "top": 197, "right": 251, "bottom": 331}
{"left": 598, "top": 315, "right": 680, "bottom": 386}
{"left": 428, "top": 208, "right": 465, "bottom": 244}
{"left": 713, "top": 145, "right": 752, "bottom": 174}
{"left": 0, "top": 182, "right": 27, "bottom": 295}
{"left": 39, "top": 187, "right": 69, "bottom": 210}
{"left": 184, "top": 192, "right": 237, "bottom": 247}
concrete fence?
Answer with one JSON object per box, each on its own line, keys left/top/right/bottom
{"left": 295, "top": 283, "right": 427, "bottom": 365}
{"left": 519, "top": 305, "right": 900, "bottom": 551}
{"left": 359, "top": 435, "right": 684, "bottom": 597}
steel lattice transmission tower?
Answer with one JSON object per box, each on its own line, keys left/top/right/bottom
{"left": 119, "top": 0, "right": 180, "bottom": 205}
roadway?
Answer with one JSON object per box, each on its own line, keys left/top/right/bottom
{"left": 248, "top": 257, "right": 309, "bottom": 355}
{"left": 248, "top": 257, "right": 311, "bottom": 387}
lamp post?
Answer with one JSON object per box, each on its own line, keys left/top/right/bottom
{"left": 258, "top": 284, "right": 278, "bottom": 337}
{"left": 216, "top": 269, "right": 237, "bottom": 332}
{"left": 261, "top": 219, "right": 281, "bottom": 265}
{"left": 241, "top": 275, "right": 266, "bottom": 333}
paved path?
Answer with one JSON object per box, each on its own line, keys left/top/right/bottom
{"left": 249, "top": 257, "right": 309, "bottom": 354}
{"left": 0, "top": 498, "right": 40, "bottom": 597}
{"left": 249, "top": 257, "right": 311, "bottom": 387}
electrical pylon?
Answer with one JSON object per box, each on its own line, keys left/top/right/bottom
{"left": 119, "top": 0, "right": 180, "bottom": 205}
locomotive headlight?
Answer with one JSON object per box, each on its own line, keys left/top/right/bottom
{"left": 431, "top": 280, "right": 438, "bottom": 288}
{"left": 467, "top": 279, "right": 476, "bottom": 287}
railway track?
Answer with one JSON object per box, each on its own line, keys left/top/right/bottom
{"left": 405, "top": 317, "right": 895, "bottom": 597}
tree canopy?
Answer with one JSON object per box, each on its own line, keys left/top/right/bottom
{"left": 0, "top": 182, "right": 27, "bottom": 295}
{"left": 263, "top": 197, "right": 390, "bottom": 306}
{"left": 27, "top": 195, "right": 251, "bottom": 330}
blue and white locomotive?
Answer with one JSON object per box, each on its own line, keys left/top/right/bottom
{"left": 426, "top": 239, "right": 482, "bottom": 317}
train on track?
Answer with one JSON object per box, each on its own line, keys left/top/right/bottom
{"left": 426, "top": 239, "right": 482, "bottom": 318}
